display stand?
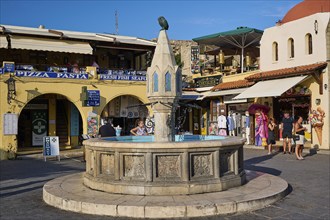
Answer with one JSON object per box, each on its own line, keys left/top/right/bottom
{"left": 43, "top": 136, "right": 60, "bottom": 162}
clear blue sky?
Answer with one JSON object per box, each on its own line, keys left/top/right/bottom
{"left": 0, "top": 0, "right": 301, "bottom": 40}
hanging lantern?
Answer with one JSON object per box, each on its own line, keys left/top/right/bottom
{"left": 5, "top": 75, "right": 16, "bottom": 104}
{"left": 246, "top": 52, "right": 251, "bottom": 67}
{"left": 218, "top": 50, "right": 225, "bottom": 64}
{"left": 232, "top": 57, "right": 238, "bottom": 67}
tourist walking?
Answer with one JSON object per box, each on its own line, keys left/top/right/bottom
{"left": 281, "top": 112, "right": 294, "bottom": 154}
{"left": 267, "top": 118, "right": 276, "bottom": 154}
{"left": 294, "top": 116, "right": 307, "bottom": 160}
{"left": 130, "top": 120, "right": 148, "bottom": 136}
{"left": 98, "top": 119, "right": 116, "bottom": 137}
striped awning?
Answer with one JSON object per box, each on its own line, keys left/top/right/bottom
{"left": 7, "top": 35, "right": 93, "bottom": 54}
{"left": 234, "top": 76, "right": 308, "bottom": 99}
{"left": 0, "top": 35, "right": 7, "bottom": 48}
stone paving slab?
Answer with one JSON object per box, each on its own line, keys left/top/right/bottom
{"left": 43, "top": 170, "right": 288, "bottom": 219}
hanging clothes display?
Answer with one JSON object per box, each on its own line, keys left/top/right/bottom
{"left": 255, "top": 110, "right": 268, "bottom": 146}
{"left": 217, "top": 114, "right": 227, "bottom": 136}
{"left": 227, "top": 113, "right": 235, "bottom": 136}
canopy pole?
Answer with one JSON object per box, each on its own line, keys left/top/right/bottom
{"left": 241, "top": 47, "right": 244, "bottom": 73}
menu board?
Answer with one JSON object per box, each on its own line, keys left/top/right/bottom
{"left": 3, "top": 113, "right": 18, "bottom": 135}
{"left": 85, "top": 90, "right": 100, "bottom": 106}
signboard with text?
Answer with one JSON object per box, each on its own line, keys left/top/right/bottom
{"left": 99, "top": 74, "right": 146, "bottom": 81}
{"left": 43, "top": 136, "right": 60, "bottom": 161}
{"left": 3, "top": 62, "right": 15, "bottom": 73}
{"left": 15, "top": 71, "right": 89, "bottom": 79}
{"left": 0, "top": 69, "right": 149, "bottom": 81}
{"left": 3, "top": 113, "right": 18, "bottom": 135}
{"left": 194, "top": 75, "right": 222, "bottom": 88}
{"left": 85, "top": 90, "right": 100, "bottom": 106}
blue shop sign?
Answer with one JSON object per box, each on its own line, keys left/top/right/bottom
{"left": 99, "top": 74, "right": 146, "bottom": 81}
{"left": 3, "top": 62, "right": 15, "bottom": 73}
{"left": 15, "top": 71, "right": 89, "bottom": 79}
{"left": 44, "top": 136, "right": 52, "bottom": 156}
{"left": 85, "top": 90, "right": 100, "bottom": 106}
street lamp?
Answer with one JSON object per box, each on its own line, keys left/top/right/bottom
{"left": 6, "top": 75, "right": 16, "bottom": 104}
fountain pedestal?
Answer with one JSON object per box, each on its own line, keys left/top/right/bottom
{"left": 147, "top": 29, "right": 181, "bottom": 142}
{"left": 83, "top": 136, "right": 246, "bottom": 195}
{"left": 150, "top": 99, "right": 176, "bottom": 142}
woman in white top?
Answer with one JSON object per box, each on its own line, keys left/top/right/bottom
{"left": 294, "top": 116, "right": 307, "bottom": 160}
{"left": 130, "top": 120, "right": 148, "bottom": 136}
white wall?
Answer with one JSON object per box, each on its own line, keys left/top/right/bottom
{"left": 260, "top": 13, "right": 330, "bottom": 71}
{"left": 260, "top": 12, "right": 330, "bottom": 150}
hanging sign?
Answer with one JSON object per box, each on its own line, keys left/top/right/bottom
{"left": 3, "top": 61, "right": 15, "bottom": 73}
{"left": 194, "top": 75, "right": 222, "bottom": 88}
{"left": 85, "top": 90, "right": 100, "bottom": 106}
{"left": 43, "top": 136, "right": 60, "bottom": 161}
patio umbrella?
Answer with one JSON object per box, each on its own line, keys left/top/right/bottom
{"left": 193, "top": 27, "right": 263, "bottom": 73}
{"left": 248, "top": 103, "right": 270, "bottom": 115}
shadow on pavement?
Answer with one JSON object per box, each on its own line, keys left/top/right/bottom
{"left": 244, "top": 151, "right": 282, "bottom": 176}
{"left": 0, "top": 156, "right": 85, "bottom": 198}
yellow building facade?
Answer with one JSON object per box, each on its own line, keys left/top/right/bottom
{"left": 0, "top": 24, "right": 155, "bottom": 160}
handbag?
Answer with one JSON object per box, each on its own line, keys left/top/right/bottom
{"left": 294, "top": 135, "right": 300, "bottom": 141}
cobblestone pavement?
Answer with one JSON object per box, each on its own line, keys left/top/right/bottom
{"left": 0, "top": 148, "right": 329, "bottom": 220}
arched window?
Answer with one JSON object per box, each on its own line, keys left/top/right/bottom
{"left": 305, "top": 33, "right": 313, "bottom": 55}
{"left": 153, "top": 72, "right": 158, "bottom": 92}
{"left": 272, "top": 42, "right": 278, "bottom": 61}
{"left": 165, "top": 72, "right": 171, "bottom": 91}
{"left": 288, "top": 38, "right": 294, "bottom": 58}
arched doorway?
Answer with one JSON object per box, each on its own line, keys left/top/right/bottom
{"left": 101, "top": 95, "right": 148, "bottom": 135}
{"left": 17, "top": 94, "right": 83, "bottom": 150}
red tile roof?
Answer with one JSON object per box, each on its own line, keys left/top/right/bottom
{"left": 211, "top": 80, "right": 255, "bottom": 91}
{"left": 246, "top": 62, "right": 328, "bottom": 81}
{"left": 281, "top": 0, "right": 330, "bottom": 24}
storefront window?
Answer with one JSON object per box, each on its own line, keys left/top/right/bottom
{"left": 274, "top": 85, "right": 311, "bottom": 125}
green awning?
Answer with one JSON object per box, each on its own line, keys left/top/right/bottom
{"left": 192, "top": 27, "right": 263, "bottom": 47}
{"left": 192, "top": 27, "right": 263, "bottom": 73}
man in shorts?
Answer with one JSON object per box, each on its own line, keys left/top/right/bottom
{"left": 281, "top": 112, "right": 294, "bottom": 154}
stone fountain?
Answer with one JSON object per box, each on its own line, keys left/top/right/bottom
{"left": 43, "top": 18, "right": 288, "bottom": 218}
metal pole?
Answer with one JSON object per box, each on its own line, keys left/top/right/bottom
{"left": 241, "top": 47, "right": 244, "bottom": 74}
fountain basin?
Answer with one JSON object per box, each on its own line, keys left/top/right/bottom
{"left": 83, "top": 135, "right": 246, "bottom": 195}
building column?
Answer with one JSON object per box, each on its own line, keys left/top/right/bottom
{"left": 48, "top": 98, "right": 56, "bottom": 136}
